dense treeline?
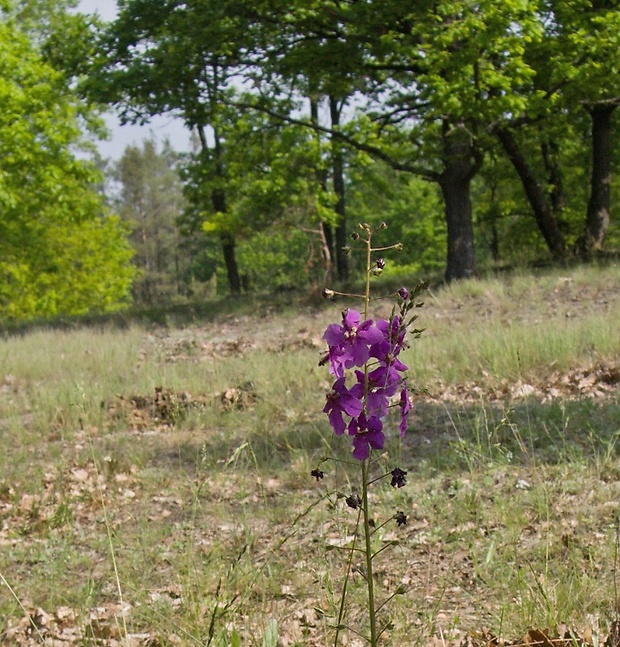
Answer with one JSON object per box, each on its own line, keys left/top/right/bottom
{"left": 0, "top": 0, "right": 134, "bottom": 320}
{"left": 90, "top": 0, "right": 620, "bottom": 294}
{"left": 1, "top": 0, "right": 619, "bottom": 317}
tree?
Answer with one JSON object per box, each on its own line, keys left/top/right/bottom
{"left": 0, "top": 5, "right": 134, "bottom": 321}
{"left": 88, "top": 0, "right": 263, "bottom": 293}
{"left": 472, "top": 130, "right": 589, "bottom": 266}
{"left": 243, "top": 0, "right": 554, "bottom": 280}
{"left": 494, "top": 126, "right": 568, "bottom": 260}
{"left": 85, "top": 0, "right": 619, "bottom": 285}
{"left": 488, "top": 0, "right": 620, "bottom": 258}
{"left": 585, "top": 101, "right": 617, "bottom": 253}
{"left": 549, "top": 0, "right": 620, "bottom": 254}
{"left": 113, "top": 138, "right": 201, "bottom": 305}
{"left": 180, "top": 104, "right": 334, "bottom": 291}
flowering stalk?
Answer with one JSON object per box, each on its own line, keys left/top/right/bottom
{"left": 318, "top": 222, "right": 424, "bottom": 645}
{"left": 362, "top": 227, "right": 377, "bottom": 646}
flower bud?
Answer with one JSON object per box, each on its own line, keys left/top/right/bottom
{"left": 342, "top": 246, "right": 351, "bottom": 256}
{"left": 351, "top": 232, "right": 360, "bottom": 241}
{"left": 398, "top": 287, "right": 409, "bottom": 301}
{"left": 376, "top": 258, "right": 386, "bottom": 269}
{"left": 395, "top": 511, "right": 407, "bottom": 526}
{"left": 322, "top": 288, "right": 335, "bottom": 299}
{"left": 394, "top": 242, "right": 404, "bottom": 252}
{"left": 379, "top": 221, "right": 388, "bottom": 230}
{"left": 346, "top": 494, "right": 362, "bottom": 510}
{"left": 390, "top": 467, "right": 408, "bottom": 488}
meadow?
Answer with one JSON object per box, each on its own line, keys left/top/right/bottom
{"left": 0, "top": 263, "right": 618, "bottom": 646}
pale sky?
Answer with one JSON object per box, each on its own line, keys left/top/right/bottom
{"left": 77, "top": 0, "right": 191, "bottom": 159}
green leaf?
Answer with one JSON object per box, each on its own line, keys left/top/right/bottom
{"left": 230, "top": 628, "right": 242, "bottom": 647}
{"left": 262, "top": 619, "right": 278, "bottom": 647}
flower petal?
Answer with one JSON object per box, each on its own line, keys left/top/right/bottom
{"left": 329, "top": 409, "right": 346, "bottom": 435}
{"left": 352, "top": 435, "right": 371, "bottom": 461}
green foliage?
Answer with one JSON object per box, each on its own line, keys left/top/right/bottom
{"left": 544, "top": 0, "right": 620, "bottom": 108}
{"left": 348, "top": 161, "right": 446, "bottom": 276}
{"left": 84, "top": 0, "right": 620, "bottom": 292}
{"left": 0, "top": 217, "right": 134, "bottom": 320}
{"left": 0, "top": 7, "right": 134, "bottom": 321}
{"left": 237, "top": 228, "right": 317, "bottom": 292}
{"left": 182, "top": 105, "right": 326, "bottom": 234}
{"left": 113, "top": 138, "right": 215, "bottom": 305}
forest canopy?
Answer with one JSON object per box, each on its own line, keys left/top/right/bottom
{"left": 1, "top": 0, "right": 618, "bottom": 319}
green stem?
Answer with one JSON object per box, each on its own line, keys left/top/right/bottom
{"left": 334, "top": 509, "right": 362, "bottom": 647}
{"left": 362, "top": 459, "right": 378, "bottom": 645}
{"left": 364, "top": 232, "right": 372, "bottom": 320}
{"left": 362, "top": 229, "right": 378, "bottom": 645}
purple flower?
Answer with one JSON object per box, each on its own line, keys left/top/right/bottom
{"left": 368, "top": 366, "right": 402, "bottom": 396}
{"left": 319, "top": 345, "right": 347, "bottom": 378}
{"left": 348, "top": 413, "right": 384, "bottom": 461}
{"left": 354, "top": 367, "right": 400, "bottom": 419}
{"left": 371, "top": 317, "right": 408, "bottom": 371}
{"left": 323, "top": 377, "right": 363, "bottom": 435}
{"left": 323, "top": 310, "right": 384, "bottom": 376}
{"left": 399, "top": 387, "right": 411, "bottom": 437}
{"left": 365, "top": 388, "right": 390, "bottom": 419}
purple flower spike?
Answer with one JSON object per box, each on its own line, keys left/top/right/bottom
{"left": 321, "top": 296, "right": 415, "bottom": 457}
{"left": 323, "top": 377, "right": 363, "bottom": 435}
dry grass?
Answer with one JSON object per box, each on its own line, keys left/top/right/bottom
{"left": 0, "top": 263, "right": 618, "bottom": 645}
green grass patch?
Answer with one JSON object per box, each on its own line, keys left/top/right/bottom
{"left": 0, "top": 263, "right": 618, "bottom": 644}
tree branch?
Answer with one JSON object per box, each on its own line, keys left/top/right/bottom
{"left": 226, "top": 98, "right": 439, "bottom": 181}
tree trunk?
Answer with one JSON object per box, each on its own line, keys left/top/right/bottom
{"left": 203, "top": 124, "right": 241, "bottom": 294}
{"left": 497, "top": 127, "right": 566, "bottom": 260}
{"left": 330, "top": 96, "right": 349, "bottom": 281}
{"left": 540, "top": 138, "right": 566, "bottom": 217}
{"left": 220, "top": 231, "right": 241, "bottom": 294}
{"left": 212, "top": 185, "right": 241, "bottom": 294}
{"left": 310, "top": 98, "right": 334, "bottom": 282}
{"left": 583, "top": 103, "right": 616, "bottom": 254}
{"left": 439, "top": 123, "right": 479, "bottom": 281}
